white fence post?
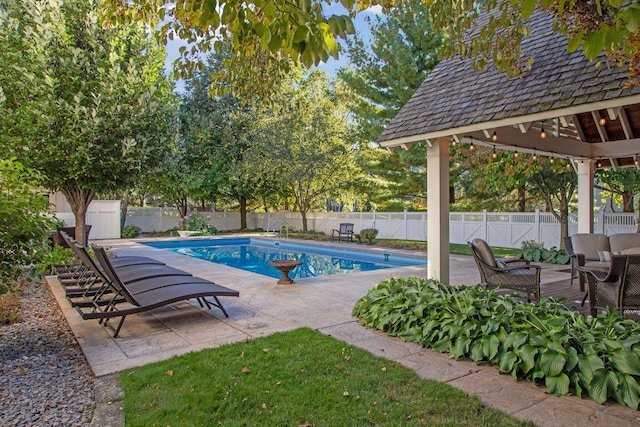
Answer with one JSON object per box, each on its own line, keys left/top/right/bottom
{"left": 597, "top": 210, "right": 605, "bottom": 234}
{"left": 482, "top": 210, "right": 488, "bottom": 242}
{"left": 535, "top": 209, "right": 541, "bottom": 243}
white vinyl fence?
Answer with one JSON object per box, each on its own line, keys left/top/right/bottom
{"left": 50, "top": 193, "right": 121, "bottom": 239}
{"left": 125, "top": 208, "right": 639, "bottom": 249}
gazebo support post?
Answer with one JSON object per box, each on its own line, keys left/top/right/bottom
{"left": 427, "top": 137, "right": 450, "bottom": 284}
{"left": 577, "top": 160, "right": 596, "bottom": 233}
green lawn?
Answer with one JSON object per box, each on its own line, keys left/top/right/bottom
{"left": 287, "top": 231, "right": 520, "bottom": 258}
{"left": 120, "top": 328, "right": 534, "bottom": 426}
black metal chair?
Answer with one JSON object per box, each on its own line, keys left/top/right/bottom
{"left": 468, "top": 238, "right": 541, "bottom": 302}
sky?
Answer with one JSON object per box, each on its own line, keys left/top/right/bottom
{"left": 163, "top": 5, "right": 384, "bottom": 92}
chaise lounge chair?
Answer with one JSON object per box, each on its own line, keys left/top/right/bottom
{"left": 58, "top": 231, "right": 190, "bottom": 303}
{"left": 74, "top": 244, "right": 239, "bottom": 338}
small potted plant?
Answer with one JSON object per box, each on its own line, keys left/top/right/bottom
{"left": 359, "top": 228, "right": 378, "bottom": 244}
{"left": 176, "top": 213, "right": 217, "bottom": 237}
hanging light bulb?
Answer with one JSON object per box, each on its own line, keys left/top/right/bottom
{"left": 540, "top": 124, "right": 547, "bottom": 139}
{"left": 492, "top": 146, "right": 497, "bottom": 159}
{"left": 635, "top": 156, "right": 639, "bottom": 166}
{"left": 514, "top": 150, "right": 519, "bottom": 158}
{"left": 492, "top": 131, "right": 498, "bottom": 142}
{"left": 566, "top": 159, "right": 572, "bottom": 169}
{"left": 470, "top": 142, "right": 474, "bottom": 150}
{"left": 532, "top": 150, "right": 537, "bottom": 160}
{"left": 597, "top": 160, "right": 603, "bottom": 168}
{"left": 599, "top": 117, "right": 606, "bottom": 126}
{"left": 550, "top": 157, "right": 554, "bottom": 164}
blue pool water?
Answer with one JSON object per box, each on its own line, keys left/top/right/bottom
{"left": 144, "top": 238, "right": 425, "bottom": 280}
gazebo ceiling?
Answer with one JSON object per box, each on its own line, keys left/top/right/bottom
{"left": 377, "top": 9, "right": 640, "bottom": 170}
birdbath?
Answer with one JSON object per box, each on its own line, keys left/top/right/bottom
{"left": 268, "top": 260, "right": 303, "bottom": 284}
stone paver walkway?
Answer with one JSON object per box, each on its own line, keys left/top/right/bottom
{"left": 48, "top": 237, "right": 640, "bottom": 427}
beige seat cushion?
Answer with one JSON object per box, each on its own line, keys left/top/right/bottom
{"left": 623, "top": 246, "right": 640, "bottom": 254}
{"left": 609, "top": 233, "right": 640, "bottom": 253}
{"left": 571, "top": 233, "right": 610, "bottom": 261}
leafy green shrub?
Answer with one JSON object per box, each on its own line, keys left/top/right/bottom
{"left": 175, "top": 213, "right": 217, "bottom": 236}
{"left": 35, "top": 246, "right": 75, "bottom": 275}
{"left": 359, "top": 228, "right": 379, "bottom": 244}
{"left": 516, "top": 240, "right": 569, "bottom": 264}
{"left": 0, "top": 158, "right": 56, "bottom": 284}
{"left": 353, "top": 276, "right": 640, "bottom": 409}
{"left": 121, "top": 225, "right": 142, "bottom": 238}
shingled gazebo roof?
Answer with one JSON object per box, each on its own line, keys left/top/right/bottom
{"left": 378, "top": 10, "right": 640, "bottom": 168}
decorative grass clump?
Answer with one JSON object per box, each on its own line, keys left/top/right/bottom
{"left": 352, "top": 277, "right": 640, "bottom": 410}
{"left": 120, "top": 328, "right": 533, "bottom": 426}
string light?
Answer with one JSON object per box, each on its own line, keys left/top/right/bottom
{"left": 635, "top": 156, "right": 639, "bottom": 166}
{"left": 492, "top": 146, "right": 497, "bottom": 158}
{"left": 532, "top": 150, "right": 537, "bottom": 160}
{"left": 566, "top": 158, "right": 572, "bottom": 169}
{"left": 470, "top": 142, "right": 474, "bottom": 150}
{"left": 514, "top": 150, "right": 519, "bottom": 158}
{"left": 599, "top": 117, "right": 606, "bottom": 126}
{"left": 540, "top": 124, "right": 547, "bottom": 139}
{"left": 597, "top": 160, "right": 603, "bottom": 168}
{"left": 450, "top": 138, "right": 456, "bottom": 147}
{"left": 492, "top": 131, "right": 498, "bottom": 142}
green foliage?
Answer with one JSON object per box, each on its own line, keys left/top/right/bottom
{"left": 245, "top": 68, "right": 360, "bottom": 230}
{"left": 121, "top": 225, "right": 142, "bottom": 239}
{"left": 0, "top": 158, "right": 56, "bottom": 284}
{"left": 35, "top": 246, "right": 75, "bottom": 276}
{"left": 176, "top": 213, "right": 217, "bottom": 236}
{"left": 516, "top": 240, "right": 570, "bottom": 264}
{"left": 353, "top": 277, "right": 640, "bottom": 409}
{"left": 101, "top": 0, "right": 640, "bottom": 97}
{"left": 0, "top": 0, "right": 177, "bottom": 245}
{"left": 359, "top": 228, "right": 378, "bottom": 243}
{"left": 120, "top": 328, "right": 532, "bottom": 426}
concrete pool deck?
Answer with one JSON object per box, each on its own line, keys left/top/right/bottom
{"left": 48, "top": 237, "right": 640, "bottom": 426}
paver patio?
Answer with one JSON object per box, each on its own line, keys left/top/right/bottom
{"left": 47, "top": 237, "right": 640, "bottom": 426}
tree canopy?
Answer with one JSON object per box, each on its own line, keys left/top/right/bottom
{"left": 0, "top": 0, "right": 176, "bottom": 244}
{"left": 102, "top": 0, "right": 640, "bottom": 98}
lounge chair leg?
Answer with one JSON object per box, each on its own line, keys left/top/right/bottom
{"left": 202, "top": 296, "right": 230, "bottom": 317}
{"left": 113, "top": 316, "right": 127, "bottom": 338}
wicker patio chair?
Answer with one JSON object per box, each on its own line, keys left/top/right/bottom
{"left": 468, "top": 238, "right": 541, "bottom": 302}
{"left": 578, "top": 254, "right": 640, "bottom": 320}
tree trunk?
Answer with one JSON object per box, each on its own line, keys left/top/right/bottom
{"left": 300, "top": 209, "right": 308, "bottom": 232}
{"left": 239, "top": 195, "right": 247, "bottom": 230}
{"left": 622, "top": 191, "right": 634, "bottom": 212}
{"left": 177, "top": 196, "right": 188, "bottom": 218}
{"left": 120, "top": 189, "right": 130, "bottom": 231}
{"left": 61, "top": 187, "right": 94, "bottom": 246}
{"left": 517, "top": 186, "right": 526, "bottom": 212}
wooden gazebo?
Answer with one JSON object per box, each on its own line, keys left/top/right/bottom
{"left": 377, "top": 10, "right": 640, "bottom": 284}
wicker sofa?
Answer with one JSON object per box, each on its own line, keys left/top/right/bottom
{"left": 567, "top": 233, "right": 640, "bottom": 292}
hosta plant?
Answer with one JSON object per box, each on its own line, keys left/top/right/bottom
{"left": 516, "top": 240, "right": 570, "bottom": 264}
{"left": 352, "top": 276, "right": 640, "bottom": 410}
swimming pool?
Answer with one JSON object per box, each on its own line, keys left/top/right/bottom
{"left": 144, "top": 238, "right": 425, "bottom": 280}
